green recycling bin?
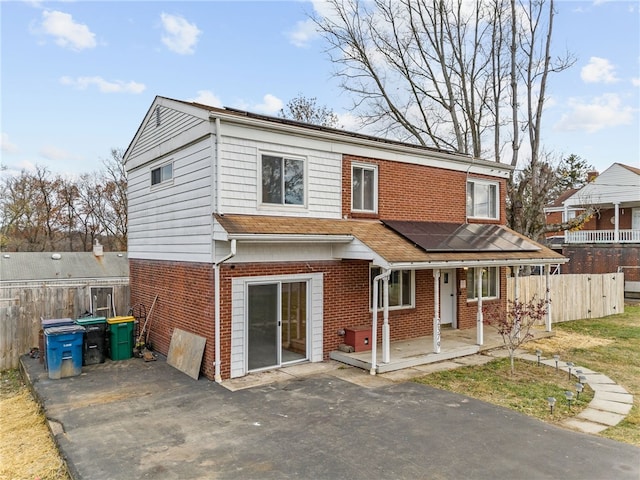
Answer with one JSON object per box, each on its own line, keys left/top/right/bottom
{"left": 107, "top": 316, "right": 135, "bottom": 360}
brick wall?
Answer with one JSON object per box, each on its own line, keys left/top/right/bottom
{"left": 562, "top": 245, "right": 640, "bottom": 281}
{"left": 342, "top": 154, "right": 507, "bottom": 223}
{"left": 131, "top": 258, "right": 498, "bottom": 381}
{"left": 455, "top": 267, "right": 507, "bottom": 330}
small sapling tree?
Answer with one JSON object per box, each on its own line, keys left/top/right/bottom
{"left": 484, "top": 297, "right": 548, "bottom": 374}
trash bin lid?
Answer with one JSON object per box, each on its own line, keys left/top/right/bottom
{"left": 107, "top": 316, "right": 135, "bottom": 324}
{"left": 75, "top": 316, "right": 107, "bottom": 325}
{"left": 44, "top": 325, "right": 86, "bottom": 336}
{"left": 41, "top": 318, "right": 74, "bottom": 328}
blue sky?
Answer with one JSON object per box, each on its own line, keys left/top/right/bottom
{"left": 1, "top": 0, "right": 638, "bottom": 177}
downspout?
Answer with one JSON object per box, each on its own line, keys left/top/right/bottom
{"left": 370, "top": 268, "right": 391, "bottom": 375}
{"left": 213, "top": 239, "right": 236, "bottom": 383}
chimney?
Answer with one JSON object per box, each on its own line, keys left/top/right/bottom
{"left": 93, "top": 239, "right": 104, "bottom": 257}
{"left": 587, "top": 171, "right": 599, "bottom": 182}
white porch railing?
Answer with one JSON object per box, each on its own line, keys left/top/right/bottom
{"left": 566, "top": 229, "right": 640, "bottom": 244}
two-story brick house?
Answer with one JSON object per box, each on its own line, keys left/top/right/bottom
{"left": 124, "top": 96, "right": 564, "bottom": 382}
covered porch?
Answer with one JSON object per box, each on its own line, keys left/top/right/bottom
{"left": 330, "top": 325, "right": 554, "bottom": 374}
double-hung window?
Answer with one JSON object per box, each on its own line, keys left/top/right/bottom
{"left": 371, "top": 267, "right": 414, "bottom": 310}
{"left": 352, "top": 163, "right": 377, "bottom": 213}
{"left": 151, "top": 162, "right": 173, "bottom": 186}
{"left": 261, "top": 154, "right": 305, "bottom": 206}
{"left": 467, "top": 179, "right": 498, "bottom": 219}
{"left": 466, "top": 267, "right": 499, "bottom": 300}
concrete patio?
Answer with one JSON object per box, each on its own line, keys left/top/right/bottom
{"left": 330, "top": 325, "right": 554, "bottom": 373}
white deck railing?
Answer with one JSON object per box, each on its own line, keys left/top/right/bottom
{"left": 565, "top": 229, "right": 640, "bottom": 243}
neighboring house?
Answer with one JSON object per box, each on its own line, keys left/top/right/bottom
{"left": 0, "top": 244, "right": 129, "bottom": 369}
{"left": 544, "top": 163, "right": 640, "bottom": 295}
{"left": 123, "top": 96, "right": 564, "bottom": 382}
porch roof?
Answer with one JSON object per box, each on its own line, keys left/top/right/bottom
{"left": 215, "top": 214, "right": 566, "bottom": 269}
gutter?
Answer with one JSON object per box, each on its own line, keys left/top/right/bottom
{"left": 213, "top": 239, "right": 236, "bottom": 383}
{"left": 228, "top": 234, "right": 354, "bottom": 244}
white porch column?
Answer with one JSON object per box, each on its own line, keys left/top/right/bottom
{"left": 382, "top": 273, "right": 390, "bottom": 364}
{"left": 545, "top": 265, "right": 552, "bottom": 332}
{"left": 370, "top": 268, "right": 391, "bottom": 375}
{"left": 614, "top": 203, "right": 620, "bottom": 243}
{"left": 433, "top": 269, "right": 441, "bottom": 354}
{"left": 476, "top": 268, "right": 483, "bottom": 345}
{"left": 514, "top": 267, "right": 520, "bottom": 303}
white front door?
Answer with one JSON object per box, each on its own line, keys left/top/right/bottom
{"left": 440, "top": 269, "right": 456, "bottom": 327}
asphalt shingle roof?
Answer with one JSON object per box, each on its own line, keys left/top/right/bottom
{"left": 0, "top": 252, "right": 129, "bottom": 282}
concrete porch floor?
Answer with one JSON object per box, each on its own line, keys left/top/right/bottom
{"left": 330, "top": 326, "right": 554, "bottom": 374}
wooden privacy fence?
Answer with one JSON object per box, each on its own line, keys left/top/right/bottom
{"left": 0, "top": 280, "right": 130, "bottom": 370}
{"left": 507, "top": 273, "right": 624, "bottom": 324}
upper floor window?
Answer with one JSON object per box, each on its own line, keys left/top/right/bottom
{"left": 261, "top": 154, "right": 305, "bottom": 205}
{"left": 466, "top": 267, "right": 499, "bottom": 300}
{"left": 352, "top": 163, "right": 378, "bottom": 213}
{"left": 467, "top": 179, "right": 498, "bottom": 219}
{"left": 151, "top": 162, "right": 173, "bottom": 186}
{"left": 371, "top": 267, "right": 414, "bottom": 310}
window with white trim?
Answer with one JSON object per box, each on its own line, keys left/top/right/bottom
{"left": 467, "top": 179, "right": 498, "bottom": 219}
{"left": 466, "top": 267, "right": 499, "bottom": 300}
{"left": 151, "top": 162, "right": 173, "bottom": 186}
{"left": 261, "top": 154, "right": 305, "bottom": 205}
{"left": 371, "top": 267, "right": 414, "bottom": 310}
{"left": 352, "top": 163, "right": 377, "bottom": 212}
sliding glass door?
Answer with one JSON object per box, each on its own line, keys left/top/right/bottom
{"left": 247, "top": 281, "right": 307, "bottom": 371}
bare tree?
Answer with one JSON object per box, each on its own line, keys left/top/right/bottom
{"left": 484, "top": 296, "right": 547, "bottom": 374}
{"left": 279, "top": 94, "right": 341, "bottom": 128}
{"left": 313, "top": 0, "right": 578, "bottom": 236}
{"left": 0, "top": 149, "right": 127, "bottom": 252}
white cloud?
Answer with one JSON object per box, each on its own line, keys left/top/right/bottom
{"left": 60, "top": 76, "right": 146, "bottom": 94}
{"left": 1, "top": 133, "right": 19, "bottom": 153}
{"left": 252, "top": 94, "right": 284, "bottom": 114}
{"left": 40, "top": 10, "right": 96, "bottom": 51}
{"left": 287, "top": 19, "right": 319, "bottom": 47}
{"left": 632, "top": 77, "right": 640, "bottom": 87}
{"left": 39, "top": 145, "right": 79, "bottom": 161}
{"left": 190, "top": 90, "right": 223, "bottom": 108}
{"left": 581, "top": 57, "right": 619, "bottom": 84}
{"left": 160, "top": 13, "right": 201, "bottom": 55}
{"left": 555, "top": 93, "right": 634, "bottom": 133}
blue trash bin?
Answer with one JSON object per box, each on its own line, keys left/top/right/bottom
{"left": 41, "top": 318, "right": 75, "bottom": 370}
{"left": 44, "top": 325, "right": 85, "bottom": 379}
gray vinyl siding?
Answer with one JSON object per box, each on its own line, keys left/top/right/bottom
{"left": 218, "top": 134, "right": 343, "bottom": 218}
{"left": 128, "top": 105, "right": 206, "bottom": 162}
{"left": 128, "top": 139, "right": 213, "bottom": 263}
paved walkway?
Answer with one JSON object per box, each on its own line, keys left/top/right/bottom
{"left": 505, "top": 351, "right": 634, "bottom": 434}
{"left": 225, "top": 349, "right": 635, "bottom": 436}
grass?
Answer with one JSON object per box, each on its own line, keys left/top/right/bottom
{"left": 0, "top": 369, "right": 71, "bottom": 480}
{"left": 414, "top": 304, "right": 640, "bottom": 446}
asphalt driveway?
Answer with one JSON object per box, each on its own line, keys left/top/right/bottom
{"left": 21, "top": 355, "right": 640, "bottom": 480}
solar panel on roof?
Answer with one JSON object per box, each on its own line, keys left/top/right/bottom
{"left": 382, "top": 221, "right": 541, "bottom": 252}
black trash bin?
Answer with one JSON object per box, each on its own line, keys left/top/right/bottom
{"left": 75, "top": 316, "right": 107, "bottom": 365}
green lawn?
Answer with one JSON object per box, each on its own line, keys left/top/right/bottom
{"left": 414, "top": 305, "right": 640, "bottom": 446}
